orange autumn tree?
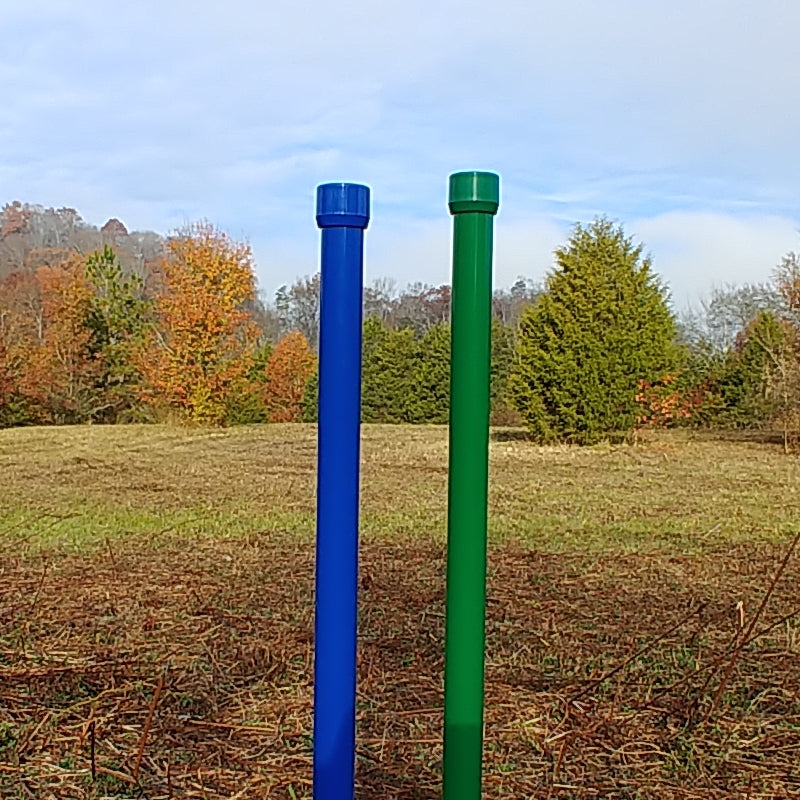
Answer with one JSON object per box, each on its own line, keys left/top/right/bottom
{"left": 17, "top": 259, "right": 106, "bottom": 423}
{"left": 0, "top": 276, "right": 24, "bottom": 422}
{"left": 0, "top": 269, "right": 43, "bottom": 424}
{"left": 136, "top": 223, "right": 259, "bottom": 424}
{"left": 264, "top": 330, "right": 316, "bottom": 422}
{"left": 0, "top": 323, "right": 18, "bottom": 423}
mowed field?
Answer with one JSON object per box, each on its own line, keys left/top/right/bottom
{"left": 1, "top": 424, "right": 799, "bottom": 798}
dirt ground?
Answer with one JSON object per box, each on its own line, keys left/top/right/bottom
{"left": 2, "top": 533, "right": 800, "bottom": 799}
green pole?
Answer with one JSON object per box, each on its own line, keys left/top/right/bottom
{"left": 443, "top": 171, "right": 499, "bottom": 800}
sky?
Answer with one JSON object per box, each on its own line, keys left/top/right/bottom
{"left": 1, "top": 0, "right": 799, "bottom": 310}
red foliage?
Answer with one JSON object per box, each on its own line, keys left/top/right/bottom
{"left": 634, "top": 374, "right": 705, "bottom": 429}
{"left": 264, "top": 331, "right": 316, "bottom": 423}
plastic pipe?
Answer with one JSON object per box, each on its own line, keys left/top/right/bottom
{"left": 442, "top": 171, "right": 500, "bottom": 800}
{"left": 314, "top": 182, "right": 370, "bottom": 800}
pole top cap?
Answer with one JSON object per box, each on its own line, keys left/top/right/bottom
{"left": 316, "top": 183, "right": 370, "bottom": 229}
{"left": 448, "top": 171, "right": 500, "bottom": 215}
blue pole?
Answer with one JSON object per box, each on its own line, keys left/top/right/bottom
{"left": 313, "top": 182, "right": 369, "bottom": 800}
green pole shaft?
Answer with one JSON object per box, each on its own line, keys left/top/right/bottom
{"left": 443, "top": 171, "right": 499, "bottom": 800}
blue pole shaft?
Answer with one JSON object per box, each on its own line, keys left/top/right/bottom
{"left": 314, "top": 183, "right": 370, "bottom": 800}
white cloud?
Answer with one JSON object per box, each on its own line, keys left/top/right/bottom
{"left": 493, "top": 217, "right": 566, "bottom": 288}
{"left": 0, "top": 0, "right": 799, "bottom": 304}
{"left": 253, "top": 213, "right": 565, "bottom": 299}
{"left": 255, "top": 210, "right": 797, "bottom": 308}
{"left": 632, "top": 212, "right": 799, "bottom": 307}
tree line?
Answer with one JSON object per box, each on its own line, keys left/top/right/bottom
{"left": 0, "top": 202, "right": 798, "bottom": 447}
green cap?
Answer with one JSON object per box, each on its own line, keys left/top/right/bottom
{"left": 448, "top": 171, "right": 500, "bottom": 215}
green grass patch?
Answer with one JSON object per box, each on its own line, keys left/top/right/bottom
{"left": 0, "top": 423, "right": 797, "bottom": 554}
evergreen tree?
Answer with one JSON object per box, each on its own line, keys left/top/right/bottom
{"left": 225, "top": 341, "right": 272, "bottom": 425}
{"left": 301, "top": 369, "right": 318, "bottom": 423}
{"left": 697, "top": 311, "right": 786, "bottom": 428}
{"left": 361, "top": 316, "right": 390, "bottom": 422}
{"left": 510, "top": 218, "right": 679, "bottom": 443}
{"left": 361, "top": 318, "right": 421, "bottom": 423}
{"left": 413, "top": 322, "right": 450, "bottom": 423}
{"left": 84, "top": 246, "right": 151, "bottom": 421}
{"left": 490, "top": 317, "right": 517, "bottom": 424}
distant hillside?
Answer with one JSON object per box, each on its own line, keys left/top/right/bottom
{"left": 0, "top": 201, "right": 165, "bottom": 282}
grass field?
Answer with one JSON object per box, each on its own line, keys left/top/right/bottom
{"left": 2, "top": 424, "right": 798, "bottom": 554}
{"left": 1, "top": 424, "right": 799, "bottom": 798}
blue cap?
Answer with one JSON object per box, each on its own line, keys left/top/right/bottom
{"left": 316, "top": 183, "right": 370, "bottom": 229}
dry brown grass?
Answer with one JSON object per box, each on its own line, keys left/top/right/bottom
{"left": 1, "top": 424, "right": 799, "bottom": 798}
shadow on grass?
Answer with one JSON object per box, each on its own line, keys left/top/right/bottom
{"left": 492, "top": 425, "right": 798, "bottom": 450}
{"left": 686, "top": 427, "right": 794, "bottom": 447}
{"left": 489, "top": 427, "right": 532, "bottom": 443}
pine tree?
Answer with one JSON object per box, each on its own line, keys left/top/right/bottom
{"left": 361, "top": 317, "right": 421, "bottom": 423}
{"left": 701, "top": 311, "right": 786, "bottom": 428}
{"left": 490, "top": 317, "right": 517, "bottom": 424}
{"left": 510, "top": 218, "right": 679, "bottom": 443}
{"left": 301, "top": 369, "right": 318, "bottom": 423}
{"left": 361, "top": 316, "right": 390, "bottom": 422}
{"left": 413, "top": 322, "right": 450, "bottom": 423}
{"left": 226, "top": 340, "right": 273, "bottom": 425}
{"left": 84, "top": 246, "right": 151, "bottom": 422}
